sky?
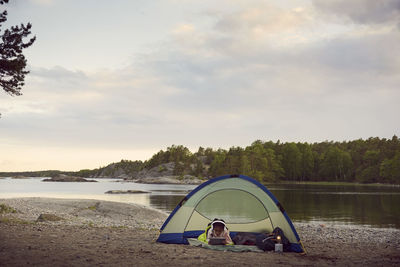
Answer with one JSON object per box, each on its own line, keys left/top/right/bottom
{"left": 1, "top": 0, "right": 399, "bottom": 172}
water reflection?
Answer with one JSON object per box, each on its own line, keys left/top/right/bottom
{"left": 1, "top": 178, "right": 399, "bottom": 229}
{"left": 149, "top": 194, "right": 185, "bottom": 211}
{"left": 0, "top": 177, "right": 194, "bottom": 211}
{"left": 268, "top": 184, "right": 400, "bottom": 229}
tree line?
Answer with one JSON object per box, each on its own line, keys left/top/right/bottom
{"left": 80, "top": 136, "right": 400, "bottom": 184}
{"left": 2, "top": 136, "right": 399, "bottom": 184}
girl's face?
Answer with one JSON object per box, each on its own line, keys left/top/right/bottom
{"left": 213, "top": 224, "right": 224, "bottom": 236}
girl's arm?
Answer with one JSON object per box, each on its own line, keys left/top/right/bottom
{"left": 224, "top": 230, "right": 234, "bottom": 245}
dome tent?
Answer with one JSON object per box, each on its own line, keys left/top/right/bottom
{"left": 157, "top": 174, "right": 305, "bottom": 253}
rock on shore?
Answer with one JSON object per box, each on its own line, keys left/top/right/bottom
{"left": 133, "top": 175, "right": 203, "bottom": 185}
{"left": 120, "top": 162, "right": 204, "bottom": 184}
{"left": 42, "top": 174, "right": 97, "bottom": 182}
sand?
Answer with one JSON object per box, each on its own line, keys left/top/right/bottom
{"left": 1, "top": 198, "right": 399, "bottom": 266}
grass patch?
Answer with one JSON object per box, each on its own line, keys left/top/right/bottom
{"left": 0, "top": 216, "right": 33, "bottom": 225}
{"left": 0, "top": 203, "right": 17, "bottom": 214}
{"left": 88, "top": 205, "right": 97, "bottom": 211}
{"left": 36, "top": 213, "right": 64, "bottom": 222}
{"left": 110, "top": 225, "right": 128, "bottom": 229}
{"left": 134, "top": 226, "right": 158, "bottom": 231}
{"left": 87, "top": 202, "right": 100, "bottom": 211}
{"left": 79, "top": 221, "right": 97, "bottom": 228}
{"left": 158, "top": 165, "right": 166, "bottom": 173}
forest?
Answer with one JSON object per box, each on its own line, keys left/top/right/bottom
{"left": 73, "top": 136, "right": 400, "bottom": 184}
{"left": 1, "top": 136, "right": 399, "bottom": 184}
{"left": 138, "top": 136, "right": 400, "bottom": 184}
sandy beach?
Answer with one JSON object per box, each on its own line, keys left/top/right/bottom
{"left": 1, "top": 198, "right": 399, "bottom": 266}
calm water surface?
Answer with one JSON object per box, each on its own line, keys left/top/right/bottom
{"left": 0, "top": 177, "right": 194, "bottom": 211}
{"left": 1, "top": 177, "right": 399, "bottom": 229}
{"left": 267, "top": 183, "right": 400, "bottom": 229}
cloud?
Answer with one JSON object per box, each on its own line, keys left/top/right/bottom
{"left": 173, "top": 24, "right": 195, "bottom": 35}
{"left": 312, "top": 0, "right": 400, "bottom": 26}
{"left": 1, "top": 1, "right": 399, "bottom": 172}
{"left": 2, "top": 62, "right": 197, "bottom": 150}
{"left": 214, "top": 5, "right": 312, "bottom": 37}
{"left": 308, "top": 31, "right": 400, "bottom": 74}
{"left": 127, "top": 2, "right": 400, "bottom": 145}
{"left": 15, "top": 3, "right": 400, "bottom": 133}
{"left": 29, "top": 0, "right": 55, "bottom": 6}
{"left": 30, "top": 66, "right": 88, "bottom": 89}
{"left": 149, "top": 6, "right": 400, "bottom": 102}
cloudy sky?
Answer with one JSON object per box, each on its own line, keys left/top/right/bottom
{"left": 1, "top": 0, "right": 399, "bottom": 172}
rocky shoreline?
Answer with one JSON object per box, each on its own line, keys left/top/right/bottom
{"left": 1, "top": 197, "right": 399, "bottom": 266}
{"left": 129, "top": 175, "right": 203, "bottom": 185}
{"left": 0, "top": 198, "right": 167, "bottom": 229}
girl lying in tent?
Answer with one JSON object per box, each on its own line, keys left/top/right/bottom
{"left": 197, "top": 219, "right": 233, "bottom": 245}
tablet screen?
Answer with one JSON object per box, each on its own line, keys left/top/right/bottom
{"left": 209, "top": 237, "right": 226, "bottom": 245}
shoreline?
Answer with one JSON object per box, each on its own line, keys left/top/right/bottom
{"left": 2, "top": 175, "right": 400, "bottom": 187}
{"left": 1, "top": 197, "right": 400, "bottom": 266}
{"left": 1, "top": 197, "right": 400, "bottom": 233}
{"left": 0, "top": 197, "right": 168, "bottom": 230}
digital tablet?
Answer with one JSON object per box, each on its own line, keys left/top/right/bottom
{"left": 208, "top": 237, "right": 226, "bottom": 245}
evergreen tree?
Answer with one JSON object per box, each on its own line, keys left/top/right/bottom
{"left": 239, "top": 154, "right": 251, "bottom": 176}
{"left": 1, "top": 0, "right": 36, "bottom": 96}
{"left": 299, "top": 143, "right": 314, "bottom": 181}
{"left": 209, "top": 149, "right": 227, "bottom": 177}
{"left": 192, "top": 158, "right": 205, "bottom": 178}
{"left": 380, "top": 152, "right": 400, "bottom": 184}
{"left": 320, "top": 146, "right": 352, "bottom": 181}
{"left": 282, "top": 143, "right": 301, "bottom": 180}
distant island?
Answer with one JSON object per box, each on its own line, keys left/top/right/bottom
{"left": 1, "top": 136, "right": 399, "bottom": 185}
{"left": 42, "top": 174, "right": 97, "bottom": 182}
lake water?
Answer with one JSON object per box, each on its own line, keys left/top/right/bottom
{"left": 1, "top": 177, "right": 399, "bottom": 229}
